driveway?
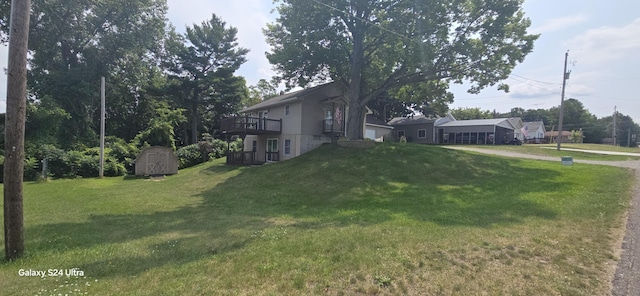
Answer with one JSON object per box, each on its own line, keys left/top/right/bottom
{"left": 442, "top": 146, "right": 640, "bottom": 296}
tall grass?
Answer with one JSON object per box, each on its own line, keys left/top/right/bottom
{"left": 0, "top": 143, "right": 634, "bottom": 295}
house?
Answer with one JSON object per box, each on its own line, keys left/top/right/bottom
{"left": 365, "top": 114, "right": 394, "bottom": 142}
{"left": 221, "top": 82, "right": 381, "bottom": 164}
{"left": 134, "top": 146, "right": 179, "bottom": 176}
{"left": 521, "top": 121, "right": 546, "bottom": 143}
{"left": 436, "top": 118, "right": 517, "bottom": 144}
{"left": 545, "top": 131, "right": 573, "bottom": 144}
{"left": 387, "top": 114, "right": 455, "bottom": 144}
{"left": 508, "top": 117, "right": 525, "bottom": 141}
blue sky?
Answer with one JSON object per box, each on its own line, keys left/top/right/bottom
{"left": 2, "top": 0, "right": 639, "bottom": 124}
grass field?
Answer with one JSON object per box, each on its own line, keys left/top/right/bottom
{"left": 467, "top": 143, "right": 640, "bottom": 161}
{"left": 0, "top": 143, "right": 635, "bottom": 295}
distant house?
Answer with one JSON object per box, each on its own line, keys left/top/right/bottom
{"left": 436, "top": 118, "right": 517, "bottom": 145}
{"left": 220, "top": 82, "right": 386, "bottom": 164}
{"left": 508, "top": 117, "right": 525, "bottom": 141}
{"left": 365, "top": 114, "right": 394, "bottom": 142}
{"left": 522, "top": 121, "right": 546, "bottom": 143}
{"left": 135, "top": 146, "right": 179, "bottom": 176}
{"left": 387, "top": 114, "right": 455, "bottom": 143}
{"left": 545, "top": 131, "right": 573, "bottom": 144}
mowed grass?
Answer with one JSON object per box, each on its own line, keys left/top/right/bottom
{"left": 0, "top": 143, "right": 635, "bottom": 295}
{"left": 467, "top": 143, "right": 640, "bottom": 161}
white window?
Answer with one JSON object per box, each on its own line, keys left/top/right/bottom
{"left": 285, "top": 105, "right": 290, "bottom": 116}
{"left": 284, "top": 139, "right": 291, "bottom": 156}
{"left": 397, "top": 130, "right": 405, "bottom": 138}
{"left": 417, "top": 129, "right": 427, "bottom": 138}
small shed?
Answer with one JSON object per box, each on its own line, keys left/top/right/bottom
{"left": 134, "top": 146, "right": 179, "bottom": 176}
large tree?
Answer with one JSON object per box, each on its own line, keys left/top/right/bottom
{"left": 165, "top": 14, "right": 249, "bottom": 144}
{"left": 266, "top": 0, "right": 538, "bottom": 139}
{"left": 2, "top": 0, "right": 169, "bottom": 148}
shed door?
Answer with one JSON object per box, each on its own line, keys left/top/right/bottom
{"left": 147, "top": 152, "right": 169, "bottom": 175}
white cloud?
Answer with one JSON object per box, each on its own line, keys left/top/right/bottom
{"left": 531, "top": 14, "right": 589, "bottom": 34}
{"left": 564, "top": 18, "right": 640, "bottom": 64}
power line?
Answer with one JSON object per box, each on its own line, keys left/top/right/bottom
{"left": 510, "top": 74, "right": 560, "bottom": 85}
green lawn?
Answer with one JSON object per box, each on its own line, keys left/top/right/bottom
{"left": 466, "top": 143, "right": 640, "bottom": 161}
{"left": 0, "top": 143, "right": 635, "bottom": 295}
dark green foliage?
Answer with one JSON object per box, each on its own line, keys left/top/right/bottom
{"left": 176, "top": 144, "right": 202, "bottom": 169}
{"left": 267, "top": 0, "right": 538, "bottom": 139}
{"left": 165, "top": 13, "right": 249, "bottom": 144}
{"left": 105, "top": 136, "right": 140, "bottom": 174}
{"left": 176, "top": 137, "right": 243, "bottom": 169}
{"left": 132, "top": 103, "right": 187, "bottom": 150}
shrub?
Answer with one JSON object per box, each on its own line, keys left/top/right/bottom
{"left": 176, "top": 144, "right": 202, "bottom": 169}
{"left": 176, "top": 138, "right": 243, "bottom": 169}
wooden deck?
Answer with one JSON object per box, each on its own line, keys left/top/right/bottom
{"left": 221, "top": 116, "right": 282, "bottom": 135}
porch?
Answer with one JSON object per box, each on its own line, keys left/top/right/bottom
{"left": 220, "top": 116, "right": 282, "bottom": 135}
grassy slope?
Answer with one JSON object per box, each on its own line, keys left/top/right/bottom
{"left": 0, "top": 143, "right": 635, "bottom": 295}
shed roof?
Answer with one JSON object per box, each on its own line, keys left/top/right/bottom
{"left": 438, "top": 118, "right": 515, "bottom": 130}
{"left": 366, "top": 114, "right": 394, "bottom": 129}
{"left": 388, "top": 115, "right": 437, "bottom": 126}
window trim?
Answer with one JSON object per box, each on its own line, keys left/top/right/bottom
{"left": 285, "top": 105, "right": 290, "bottom": 116}
{"left": 417, "top": 129, "right": 427, "bottom": 138}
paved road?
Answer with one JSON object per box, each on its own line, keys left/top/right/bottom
{"left": 442, "top": 146, "right": 640, "bottom": 296}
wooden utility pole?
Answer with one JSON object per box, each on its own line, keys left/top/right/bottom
{"left": 557, "top": 51, "right": 570, "bottom": 151}
{"left": 4, "top": 0, "right": 32, "bottom": 261}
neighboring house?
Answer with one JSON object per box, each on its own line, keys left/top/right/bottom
{"left": 436, "top": 118, "right": 516, "bottom": 145}
{"left": 134, "top": 146, "right": 179, "bottom": 176}
{"left": 221, "top": 82, "right": 379, "bottom": 164}
{"left": 521, "top": 121, "right": 546, "bottom": 143}
{"left": 365, "top": 114, "right": 394, "bottom": 142}
{"left": 508, "top": 117, "right": 525, "bottom": 141}
{"left": 387, "top": 114, "right": 455, "bottom": 144}
{"left": 545, "top": 131, "right": 572, "bottom": 144}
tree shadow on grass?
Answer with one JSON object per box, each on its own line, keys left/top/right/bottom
{"left": 15, "top": 144, "right": 567, "bottom": 279}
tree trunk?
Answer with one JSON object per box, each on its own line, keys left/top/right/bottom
{"left": 5, "top": 0, "right": 31, "bottom": 261}
{"left": 346, "top": 21, "right": 366, "bottom": 140}
{"left": 190, "top": 87, "right": 200, "bottom": 144}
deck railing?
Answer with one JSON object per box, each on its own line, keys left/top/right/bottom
{"left": 221, "top": 116, "right": 282, "bottom": 134}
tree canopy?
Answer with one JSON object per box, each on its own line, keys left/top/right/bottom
{"left": 164, "top": 13, "right": 249, "bottom": 144}
{"left": 266, "top": 0, "right": 538, "bottom": 139}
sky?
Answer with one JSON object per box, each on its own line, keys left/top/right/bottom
{"left": 1, "top": 0, "right": 639, "bottom": 125}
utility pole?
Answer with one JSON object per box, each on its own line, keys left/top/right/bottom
{"left": 4, "top": 0, "right": 32, "bottom": 261}
{"left": 99, "top": 77, "right": 105, "bottom": 178}
{"left": 613, "top": 106, "right": 617, "bottom": 146}
{"left": 557, "top": 51, "right": 570, "bottom": 151}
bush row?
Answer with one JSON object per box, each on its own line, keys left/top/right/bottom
{"left": 0, "top": 137, "right": 244, "bottom": 181}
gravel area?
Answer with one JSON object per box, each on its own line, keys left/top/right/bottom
{"left": 442, "top": 146, "right": 640, "bottom": 295}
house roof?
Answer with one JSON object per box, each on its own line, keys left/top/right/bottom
{"left": 387, "top": 115, "right": 437, "bottom": 126}
{"left": 366, "top": 114, "right": 393, "bottom": 129}
{"left": 524, "top": 121, "right": 545, "bottom": 132}
{"left": 508, "top": 117, "right": 523, "bottom": 128}
{"left": 242, "top": 81, "right": 342, "bottom": 113}
{"left": 437, "top": 118, "right": 516, "bottom": 129}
